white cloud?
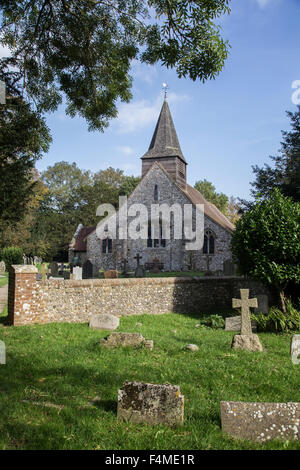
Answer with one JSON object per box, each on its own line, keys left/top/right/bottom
{"left": 116, "top": 92, "right": 189, "bottom": 133}
{"left": 256, "top": 0, "right": 274, "bottom": 8}
{"left": 116, "top": 145, "right": 135, "bottom": 156}
{"left": 131, "top": 60, "right": 158, "bottom": 85}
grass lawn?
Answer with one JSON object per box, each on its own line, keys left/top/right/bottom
{"left": 0, "top": 311, "right": 299, "bottom": 450}
{"left": 0, "top": 272, "right": 8, "bottom": 288}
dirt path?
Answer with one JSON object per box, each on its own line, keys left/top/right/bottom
{"left": 0, "top": 284, "right": 8, "bottom": 313}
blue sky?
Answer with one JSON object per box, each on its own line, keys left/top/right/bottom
{"left": 5, "top": 0, "right": 300, "bottom": 200}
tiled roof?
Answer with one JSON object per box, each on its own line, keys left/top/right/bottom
{"left": 71, "top": 226, "right": 96, "bottom": 252}
{"left": 141, "top": 100, "right": 186, "bottom": 163}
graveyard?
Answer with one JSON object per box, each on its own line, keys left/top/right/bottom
{"left": 0, "top": 307, "right": 299, "bottom": 450}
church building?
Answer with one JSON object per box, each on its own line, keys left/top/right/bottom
{"left": 69, "top": 97, "right": 234, "bottom": 273}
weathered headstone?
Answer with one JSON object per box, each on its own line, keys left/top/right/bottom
{"left": 117, "top": 382, "right": 184, "bottom": 426}
{"left": 291, "top": 335, "right": 300, "bottom": 364}
{"left": 231, "top": 289, "right": 263, "bottom": 352}
{"left": 151, "top": 257, "right": 160, "bottom": 274}
{"left": 49, "top": 261, "right": 58, "bottom": 277}
{"left": 225, "top": 316, "right": 257, "bottom": 333}
{"left": 121, "top": 258, "right": 128, "bottom": 276}
{"left": 220, "top": 401, "right": 300, "bottom": 442}
{"left": 89, "top": 314, "right": 119, "bottom": 330}
{"left": 41, "top": 263, "right": 47, "bottom": 281}
{"left": 0, "top": 261, "right": 5, "bottom": 274}
{"left": 253, "top": 294, "right": 269, "bottom": 315}
{"left": 104, "top": 270, "right": 119, "bottom": 279}
{"left": 73, "top": 266, "right": 82, "bottom": 280}
{"left": 135, "top": 265, "right": 145, "bottom": 278}
{"left": 100, "top": 332, "right": 153, "bottom": 349}
{"left": 83, "top": 259, "right": 94, "bottom": 279}
{"left": 0, "top": 340, "right": 5, "bottom": 364}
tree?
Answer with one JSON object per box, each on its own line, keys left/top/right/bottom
{"left": 194, "top": 179, "right": 229, "bottom": 213}
{"left": 0, "top": 0, "right": 231, "bottom": 131}
{"left": 250, "top": 106, "right": 300, "bottom": 204}
{"left": 0, "top": 98, "right": 51, "bottom": 226}
{"left": 231, "top": 189, "right": 300, "bottom": 312}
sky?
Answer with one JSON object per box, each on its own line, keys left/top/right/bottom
{"left": 2, "top": 0, "right": 300, "bottom": 201}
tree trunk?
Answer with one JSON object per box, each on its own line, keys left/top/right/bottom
{"left": 279, "top": 290, "right": 287, "bottom": 313}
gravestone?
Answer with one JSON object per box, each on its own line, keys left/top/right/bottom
{"left": 104, "top": 270, "right": 119, "bottom": 279}
{"left": 89, "top": 314, "right": 119, "bottom": 330}
{"left": 231, "top": 289, "right": 263, "bottom": 352}
{"left": 151, "top": 257, "right": 160, "bottom": 274}
{"left": 100, "top": 332, "right": 153, "bottom": 350}
{"left": 117, "top": 382, "right": 184, "bottom": 426}
{"left": 82, "top": 260, "right": 93, "bottom": 279}
{"left": 253, "top": 294, "right": 269, "bottom": 315}
{"left": 223, "top": 259, "right": 237, "bottom": 276}
{"left": 0, "top": 261, "right": 5, "bottom": 274}
{"left": 225, "top": 316, "right": 257, "bottom": 333}
{"left": 0, "top": 340, "right": 5, "bottom": 364}
{"left": 220, "top": 401, "right": 300, "bottom": 442}
{"left": 135, "top": 265, "right": 146, "bottom": 278}
{"left": 291, "top": 335, "right": 300, "bottom": 364}
{"left": 49, "top": 262, "right": 58, "bottom": 277}
{"left": 73, "top": 266, "right": 82, "bottom": 280}
{"left": 121, "top": 258, "right": 129, "bottom": 277}
{"left": 41, "top": 263, "right": 47, "bottom": 281}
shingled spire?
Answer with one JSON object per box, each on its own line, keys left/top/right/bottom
{"left": 141, "top": 98, "right": 187, "bottom": 189}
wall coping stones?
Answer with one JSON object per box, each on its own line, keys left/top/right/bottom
{"left": 11, "top": 265, "right": 38, "bottom": 274}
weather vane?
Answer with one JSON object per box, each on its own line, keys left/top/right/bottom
{"left": 162, "top": 82, "right": 168, "bottom": 100}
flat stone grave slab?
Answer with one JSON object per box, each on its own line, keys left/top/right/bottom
{"left": 100, "top": 332, "right": 153, "bottom": 349}
{"left": 221, "top": 401, "right": 300, "bottom": 442}
{"left": 89, "top": 314, "right": 119, "bottom": 330}
{"left": 117, "top": 382, "right": 184, "bottom": 426}
{"left": 225, "top": 316, "right": 257, "bottom": 332}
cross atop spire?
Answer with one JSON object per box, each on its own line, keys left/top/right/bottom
{"left": 162, "top": 82, "right": 168, "bottom": 100}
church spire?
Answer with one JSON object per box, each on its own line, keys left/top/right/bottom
{"left": 141, "top": 99, "right": 186, "bottom": 163}
{"left": 141, "top": 97, "right": 187, "bottom": 189}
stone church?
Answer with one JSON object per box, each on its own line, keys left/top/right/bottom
{"left": 69, "top": 98, "right": 234, "bottom": 273}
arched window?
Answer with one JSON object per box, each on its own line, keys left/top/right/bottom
{"left": 102, "top": 238, "right": 112, "bottom": 254}
{"left": 203, "top": 230, "right": 215, "bottom": 254}
{"left": 147, "top": 219, "right": 165, "bottom": 248}
{"left": 154, "top": 184, "right": 158, "bottom": 201}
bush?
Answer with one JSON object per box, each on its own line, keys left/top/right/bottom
{"left": 201, "top": 314, "right": 225, "bottom": 329}
{"left": 1, "top": 246, "right": 23, "bottom": 269}
{"left": 251, "top": 300, "right": 300, "bottom": 332}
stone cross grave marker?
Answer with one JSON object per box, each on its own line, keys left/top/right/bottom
{"left": 232, "top": 289, "right": 258, "bottom": 335}
{"left": 82, "top": 259, "right": 93, "bottom": 279}
{"left": 121, "top": 258, "right": 128, "bottom": 275}
{"left": 134, "top": 253, "right": 142, "bottom": 266}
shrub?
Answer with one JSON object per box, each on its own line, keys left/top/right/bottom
{"left": 251, "top": 300, "right": 300, "bottom": 332}
{"left": 201, "top": 314, "right": 225, "bottom": 329}
{"left": 1, "top": 246, "right": 23, "bottom": 269}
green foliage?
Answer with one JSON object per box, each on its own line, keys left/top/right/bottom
{"left": 252, "top": 301, "right": 300, "bottom": 333}
{"left": 200, "top": 314, "right": 225, "bottom": 329}
{"left": 194, "top": 179, "right": 229, "bottom": 213}
{"left": 0, "top": 100, "right": 51, "bottom": 226}
{"left": 1, "top": 246, "right": 23, "bottom": 268}
{"left": 243, "top": 106, "right": 300, "bottom": 209}
{"left": 231, "top": 189, "right": 300, "bottom": 309}
{"left": 0, "top": 0, "right": 231, "bottom": 131}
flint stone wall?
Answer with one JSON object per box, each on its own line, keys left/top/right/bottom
{"left": 8, "top": 265, "right": 272, "bottom": 326}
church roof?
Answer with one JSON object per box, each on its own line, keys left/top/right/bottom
{"left": 141, "top": 100, "right": 186, "bottom": 163}
{"left": 71, "top": 225, "right": 96, "bottom": 252}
